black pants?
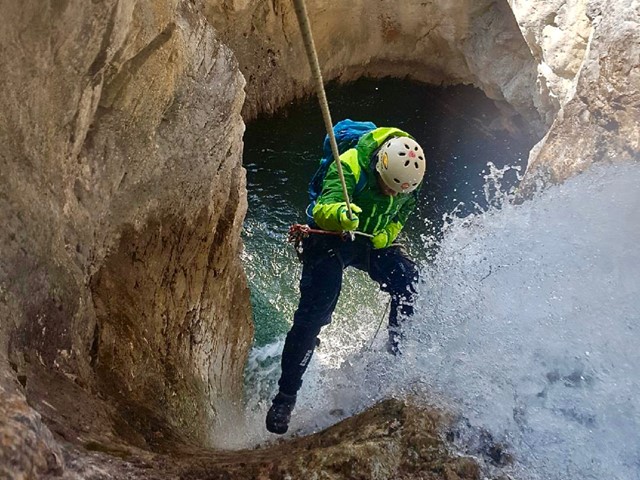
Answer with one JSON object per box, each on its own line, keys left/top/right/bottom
{"left": 278, "top": 234, "right": 419, "bottom": 396}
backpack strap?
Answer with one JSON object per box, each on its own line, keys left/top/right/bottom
{"left": 306, "top": 161, "right": 368, "bottom": 225}
{"left": 355, "top": 169, "right": 368, "bottom": 195}
{"left": 306, "top": 202, "right": 316, "bottom": 225}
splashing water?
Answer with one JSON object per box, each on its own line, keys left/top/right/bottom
{"left": 233, "top": 161, "right": 640, "bottom": 480}
{"left": 405, "top": 161, "right": 640, "bottom": 479}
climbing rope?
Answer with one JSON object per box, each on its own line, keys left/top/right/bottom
{"left": 288, "top": 223, "right": 373, "bottom": 241}
{"left": 288, "top": 223, "right": 374, "bottom": 258}
{"left": 292, "top": 0, "right": 354, "bottom": 220}
{"left": 369, "top": 298, "right": 391, "bottom": 351}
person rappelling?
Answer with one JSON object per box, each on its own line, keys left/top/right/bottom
{"left": 265, "top": 0, "right": 427, "bottom": 435}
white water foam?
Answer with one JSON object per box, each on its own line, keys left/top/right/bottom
{"left": 234, "top": 161, "right": 640, "bottom": 480}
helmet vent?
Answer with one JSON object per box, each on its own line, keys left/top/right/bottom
{"left": 398, "top": 152, "right": 406, "bottom": 156}
{"left": 415, "top": 162, "right": 420, "bottom": 169}
{"left": 404, "top": 143, "right": 410, "bottom": 149}
{"left": 393, "top": 178, "right": 400, "bottom": 184}
{"left": 404, "top": 160, "right": 410, "bottom": 167}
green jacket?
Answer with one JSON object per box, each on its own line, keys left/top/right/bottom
{"left": 312, "top": 127, "right": 420, "bottom": 245}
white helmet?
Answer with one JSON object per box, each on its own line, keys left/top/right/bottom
{"left": 376, "top": 137, "right": 426, "bottom": 193}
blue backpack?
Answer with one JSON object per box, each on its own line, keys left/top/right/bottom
{"left": 306, "top": 119, "right": 377, "bottom": 223}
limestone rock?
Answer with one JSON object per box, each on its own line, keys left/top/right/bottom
{"left": 206, "top": 0, "right": 545, "bottom": 134}
{"left": 0, "top": 0, "right": 252, "bottom": 458}
{"left": 515, "top": 0, "right": 640, "bottom": 189}
{"left": 507, "top": 0, "right": 594, "bottom": 123}
{"left": 0, "top": 358, "right": 64, "bottom": 479}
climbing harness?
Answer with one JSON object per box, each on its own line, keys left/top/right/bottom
{"left": 287, "top": 223, "right": 405, "bottom": 261}
{"left": 292, "top": 0, "right": 354, "bottom": 220}
{"left": 288, "top": 223, "right": 375, "bottom": 260}
{"left": 288, "top": 223, "right": 354, "bottom": 245}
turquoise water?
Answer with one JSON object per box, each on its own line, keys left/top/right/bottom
{"left": 242, "top": 78, "right": 536, "bottom": 347}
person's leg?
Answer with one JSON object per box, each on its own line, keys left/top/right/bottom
{"left": 368, "top": 246, "right": 419, "bottom": 355}
{"left": 278, "top": 251, "right": 343, "bottom": 395}
{"left": 267, "top": 237, "right": 344, "bottom": 433}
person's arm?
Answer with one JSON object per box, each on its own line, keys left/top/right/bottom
{"left": 312, "top": 150, "right": 359, "bottom": 231}
{"left": 371, "top": 193, "right": 417, "bottom": 248}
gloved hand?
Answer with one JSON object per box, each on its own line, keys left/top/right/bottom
{"left": 372, "top": 230, "right": 391, "bottom": 249}
{"left": 372, "top": 222, "right": 402, "bottom": 249}
{"left": 337, "top": 203, "right": 362, "bottom": 231}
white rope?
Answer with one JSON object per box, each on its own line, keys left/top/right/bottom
{"left": 368, "top": 298, "right": 391, "bottom": 350}
{"left": 292, "top": 0, "right": 354, "bottom": 219}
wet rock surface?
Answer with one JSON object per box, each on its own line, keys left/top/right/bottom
{"left": 0, "top": 359, "right": 64, "bottom": 479}
{"left": 52, "top": 399, "right": 484, "bottom": 480}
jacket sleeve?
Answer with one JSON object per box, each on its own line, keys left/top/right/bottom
{"left": 377, "top": 192, "right": 417, "bottom": 244}
{"left": 394, "top": 192, "right": 417, "bottom": 227}
{"left": 312, "top": 151, "right": 358, "bottom": 231}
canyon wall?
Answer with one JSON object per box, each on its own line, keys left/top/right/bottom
{"left": 0, "top": 0, "right": 637, "bottom": 478}
{"left": 0, "top": 0, "right": 252, "bottom": 475}
{"left": 509, "top": 0, "right": 639, "bottom": 189}
{"left": 206, "top": 0, "right": 546, "bottom": 135}
{"left": 208, "top": 0, "right": 638, "bottom": 186}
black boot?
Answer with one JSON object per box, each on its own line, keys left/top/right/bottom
{"left": 266, "top": 392, "right": 297, "bottom": 434}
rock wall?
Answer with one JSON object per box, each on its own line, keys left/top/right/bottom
{"left": 510, "top": 0, "right": 640, "bottom": 189}
{"left": 206, "top": 0, "right": 546, "bottom": 135}
{"left": 61, "top": 399, "right": 489, "bottom": 480}
{"left": 0, "top": 0, "right": 252, "bottom": 473}
{"left": 208, "top": 0, "right": 638, "bottom": 185}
